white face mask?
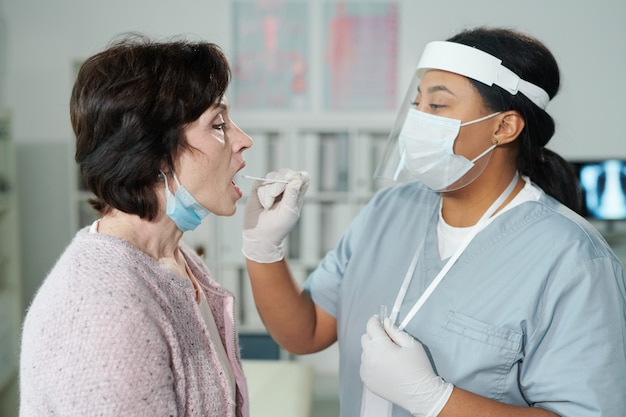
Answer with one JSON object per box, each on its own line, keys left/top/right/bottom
{"left": 398, "top": 109, "right": 500, "bottom": 191}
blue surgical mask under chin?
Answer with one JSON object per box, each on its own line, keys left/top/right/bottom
{"left": 161, "top": 170, "right": 210, "bottom": 232}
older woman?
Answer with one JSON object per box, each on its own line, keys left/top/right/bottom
{"left": 20, "top": 34, "right": 252, "bottom": 417}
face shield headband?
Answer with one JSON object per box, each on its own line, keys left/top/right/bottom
{"left": 374, "top": 41, "right": 550, "bottom": 187}
{"left": 417, "top": 41, "right": 550, "bottom": 110}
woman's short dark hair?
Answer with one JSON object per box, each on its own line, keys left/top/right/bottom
{"left": 447, "top": 27, "right": 582, "bottom": 214}
{"left": 70, "top": 33, "right": 231, "bottom": 220}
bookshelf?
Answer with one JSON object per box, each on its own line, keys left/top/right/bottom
{"left": 0, "top": 109, "right": 21, "bottom": 393}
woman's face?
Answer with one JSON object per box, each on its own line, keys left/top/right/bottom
{"left": 413, "top": 69, "right": 499, "bottom": 160}
{"left": 174, "top": 98, "right": 252, "bottom": 216}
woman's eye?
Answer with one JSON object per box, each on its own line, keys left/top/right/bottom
{"left": 212, "top": 113, "right": 226, "bottom": 131}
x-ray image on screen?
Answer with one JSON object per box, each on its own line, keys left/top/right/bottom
{"left": 578, "top": 159, "right": 626, "bottom": 220}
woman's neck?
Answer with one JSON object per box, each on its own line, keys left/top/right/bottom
{"left": 97, "top": 209, "right": 183, "bottom": 262}
{"left": 441, "top": 172, "right": 524, "bottom": 227}
{"left": 97, "top": 210, "right": 199, "bottom": 301}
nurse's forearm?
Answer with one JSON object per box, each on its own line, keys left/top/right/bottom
{"left": 245, "top": 258, "right": 337, "bottom": 354}
{"left": 439, "top": 387, "right": 559, "bottom": 417}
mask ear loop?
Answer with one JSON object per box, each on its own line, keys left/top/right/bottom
{"left": 462, "top": 112, "right": 502, "bottom": 163}
{"left": 470, "top": 142, "right": 497, "bottom": 163}
{"left": 159, "top": 170, "right": 171, "bottom": 191}
{"left": 171, "top": 171, "right": 182, "bottom": 189}
{"left": 460, "top": 111, "right": 501, "bottom": 127}
{"left": 159, "top": 169, "right": 182, "bottom": 193}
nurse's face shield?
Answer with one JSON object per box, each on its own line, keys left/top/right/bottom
{"left": 374, "top": 41, "right": 550, "bottom": 187}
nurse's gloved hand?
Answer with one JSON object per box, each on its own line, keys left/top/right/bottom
{"left": 242, "top": 169, "right": 309, "bottom": 263}
{"left": 360, "top": 315, "right": 453, "bottom": 417}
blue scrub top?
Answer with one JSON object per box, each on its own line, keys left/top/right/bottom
{"left": 304, "top": 181, "right": 626, "bottom": 417}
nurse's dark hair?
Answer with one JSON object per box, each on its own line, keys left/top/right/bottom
{"left": 447, "top": 27, "right": 582, "bottom": 214}
{"left": 70, "top": 33, "right": 231, "bottom": 220}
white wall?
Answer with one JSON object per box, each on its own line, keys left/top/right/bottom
{"left": 4, "top": 0, "right": 231, "bottom": 144}
{"left": 4, "top": 0, "right": 626, "bottom": 158}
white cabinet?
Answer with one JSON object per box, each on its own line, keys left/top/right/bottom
{"left": 0, "top": 109, "right": 21, "bottom": 392}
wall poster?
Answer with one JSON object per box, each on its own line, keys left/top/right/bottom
{"left": 323, "top": 2, "right": 398, "bottom": 110}
{"left": 231, "top": 1, "right": 309, "bottom": 110}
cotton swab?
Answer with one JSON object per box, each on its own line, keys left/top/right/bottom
{"left": 241, "top": 174, "right": 289, "bottom": 184}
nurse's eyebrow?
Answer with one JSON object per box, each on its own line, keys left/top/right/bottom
{"left": 416, "top": 85, "right": 457, "bottom": 96}
{"left": 428, "top": 85, "right": 456, "bottom": 96}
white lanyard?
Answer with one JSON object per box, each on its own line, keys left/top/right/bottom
{"left": 390, "top": 172, "right": 519, "bottom": 330}
{"left": 361, "top": 173, "right": 519, "bottom": 417}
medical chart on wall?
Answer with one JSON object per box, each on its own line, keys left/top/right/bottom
{"left": 322, "top": 2, "right": 398, "bottom": 110}
{"left": 231, "top": 1, "right": 399, "bottom": 112}
{"left": 231, "top": 1, "right": 309, "bottom": 110}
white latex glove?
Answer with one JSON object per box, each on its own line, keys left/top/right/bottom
{"left": 242, "top": 169, "right": 309, "bottom": 263}
{"left": 360, "top": 315, "right": 453, "bottom": 417}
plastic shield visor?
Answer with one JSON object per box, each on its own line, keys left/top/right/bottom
{"left": 372, "top": 76, "right": 493, "bottom": 191}
{"left": 374, "top": 40, "right": 548, "bottom": 187}
{"left": 374, "top": 75, "right": 420, "bottom": 184}
{"left": 373, "top": 71, "right": 495, "bottom": 190}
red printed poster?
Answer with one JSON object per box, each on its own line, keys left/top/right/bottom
{"left": 232, "top": 1, "right": 309, "bottom": 110}
{"left": 323, "top": 2, "right": 398, "bottom": 110}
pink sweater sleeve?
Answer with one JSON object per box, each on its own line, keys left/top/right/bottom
{"left": 21, "top": 272, "right": 179, "bottom": 416}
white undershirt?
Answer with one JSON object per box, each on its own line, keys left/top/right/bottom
{"left": 437, "top": 176, "right": 541, "bottom": 259}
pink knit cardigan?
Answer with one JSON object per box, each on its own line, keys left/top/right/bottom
{"left": 20, "top": 228, "right": 249, "bottom": 417}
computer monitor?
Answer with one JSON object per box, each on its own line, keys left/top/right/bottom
{"left": 570, "top": 159, "right": 626, "bottom": 220}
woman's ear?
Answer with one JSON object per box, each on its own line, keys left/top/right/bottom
{"left": 493, "top": 111, "right": 525, "bottom": 144}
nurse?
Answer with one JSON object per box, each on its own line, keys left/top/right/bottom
{"left": 242, "top": 27, "right": 626, "bottom": 416}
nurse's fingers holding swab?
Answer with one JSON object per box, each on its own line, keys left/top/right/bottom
{"left": 241, "top": 169, "right": 310, "bottom": 263}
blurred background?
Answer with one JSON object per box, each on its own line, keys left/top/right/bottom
{"left": 1, "top": 0, "right": 625, "bottom": 416}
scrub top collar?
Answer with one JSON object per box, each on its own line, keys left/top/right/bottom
{"left": 390, "top": 172, "right": 520, "bottom": 330}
